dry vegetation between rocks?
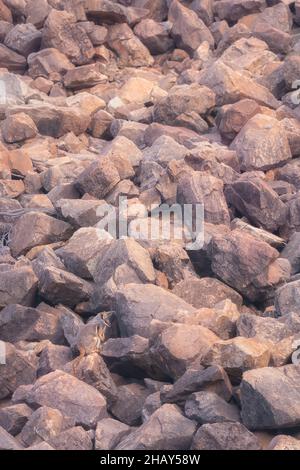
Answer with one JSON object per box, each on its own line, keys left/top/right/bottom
{"left": 1, "top": 0, "right": 300, "bottom": 452}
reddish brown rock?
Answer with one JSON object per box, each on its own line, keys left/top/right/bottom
{"left": 2, "top": 113, "right": 38, "bottom": 143}
{"left": 42, "top": 10, "right": 94, "bottom": 65}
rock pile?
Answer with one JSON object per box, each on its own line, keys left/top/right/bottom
{"left": 0, "top": 0, "right": 300, "bottom": 451}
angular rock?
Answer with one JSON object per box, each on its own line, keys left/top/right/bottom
{"left": 116, "top": 404, "right": 196, "bottom": 450}
{"left": 230, "top": 114, "right": 291, "bottom": 171}
{"left": 20, "top": 406, "right": 74, "bottom": 447}
{"left": 185, "top": 391, "right": 240, "bottom": 424}
{"left": 107, "top": 23, "right": 154, "bottom": 67}
{"left": 0, "top": 426, "right": 22, "bottom": 450}
{"left": 225, "top": 175, "right": 287, "bottom": 232}
{"left": 75, "top": 156, "right": 120, "bottom": 199}
{"left": 0, "top": 342, "right": 37, "bottom": 399}
{"left": 27, "top": 48, "right": 75, "bottom": 79}
{"left": 162, "top": 365, "right": 232, "bottom": 404}
{"left": 47, "top": 426, "right": 93, "bottom": 450}
{"left": 153, "top": 84, "right": 215, "bottom": 127}
{"left": 203, "top": 337, "right": 271, "bottom": 383}
{"left": 191, "top": 422, "right": 260, "bottom": 450}
{"left": 134, "top": 19, "right": 173, "bottom": 55}
{"left": 115, "top": 283, "right": 196, "bottom": 337}
{"left": 275, "top": 280, "right": 300, "bottom": 316}
{"left": 9, "top": 212, "right": 72, "bottom": 258}
{"left": 240, "top": 365, "right": 300, "bottom": 430}
{"left": 177, "top": 172, "right": 230, "bottom": 225}
{"left": 42, "top": 10, "right": 94, "bottom": 65}
{"left": 25, "top": 371, "right": 107, "bottom": 428}
{"left": 38, "top": 266, "right": 91, "bottom": 308}
{"left": 214, "top": 0, "right": 266, "bottom": 22}
{"left": 0, "top": 265, "right": 38, "bottom": 309}
{"left": 150, "top": 323, "right": 218, "bottom": 380}
{"left": 210, "top": 229, "right": 285, "bottom": 302}
{"left": 2, "top": 112, "right": 38, "bottom": 144}
{"left": 111, "top": 383, "right": 150, "bottom": 426}
{"left": 0, "top": 403, "right": 32, "bottom": 436}
{"left": 4, "top": 23, "right": 41, "bottom": 57}
{"left": 56, "top": 227, "right": 112, "bottom": 279}
{"left": 173, "top": 277, "right": 242, "bottom": 309}
{"left": 95, "top": 418, "right": 131, "bottom": 451}
{"left": 64, "top": 63, "right": 107, "bottom": 90}
{"left": 0, "top": 43, "right": 26, "bottom": 72}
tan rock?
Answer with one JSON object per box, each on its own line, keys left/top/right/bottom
{"left": 2, "top": 113, "right": 38, "bottom": 143}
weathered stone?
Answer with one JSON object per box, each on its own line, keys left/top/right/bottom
{"left": 111, "top": 383, "right": 150, "bottom": 426}
{"left": 203, "top": 337, "right": 271, "bottom": 383}
{"left": 25, "top": 371, "right": 107, "bottom": 428}
{"left": 210, "top": 229, "right": 286, "bottom": 302}
{"left": 225, "top": 175, "right": 287, "bottom": 232}
{"left": 0, "top": 43, "right": 27, "bottom": 72}
{"left": 240, "top": 365, "right": 300, "bottom": 430}
{"left": 28, "top": 48, "right": 75, "bottom": 79}
{"left": 64, "top": 63, "right": 107, "bottom": 89}
{"left": 0, "top": 304, "right": 64, "bottom": 344}
{"left": 0, "top": 404, "right": 32, "bottom": 436}
{"left": 150, "top": 323, "right": 218, "bottom": 380}
{"left": 191, "top": 422, "right": 260, "bottom": 450}
{"left": 267, "top": 435, "right": 300, "bottom": 450}
{"left": 95, "top": 418, "right": 131, "bottom": 450}
{"left": 281, "top": 232, "right": 300, "bottom": 275}
{"left": 94, "top": 238, "right": 155, "bottom": 287}
{"left": 185, "top": 391, "right": 240, "bottom": 424}
{"left": 38, "top": 266, "right": 91, "bottom": 308}
{"left": 2, "top": 113, "right": 38, "bottom": 143}
{"left": 115, "top": 283, "right": 196, "bottom": 337}
{"left": 0, "top": 265, "right": 38, "bottom": 309}
{"left": 107, "top": 23, "right": 154, "bottom": 67}
{"left": 38, "top": 344, "right": 73, "bottom": 377}
{"left": 153, "top": 84, "right": 215, "bottom": 127}
{"left": 214, "top": 0, "right": 266, "bottom": 22}
{"left": 177, "top": 171, "right": 230, "bottom": 225}
{"left": 10, "top": 212, "right": 72, "bottom": 258}
{"left": 56, "top": 227, "right": 112, "bottom": 279}
{"left": 4, "top": 23, "right": 41, "bottom": 57}
{"left": 173, "top": 277, "right": 242, "bottom": 309}
{"left": 230, "top": 114, "right": 291, "bottom": 171}
{"left": 42, "top": 10, "right": 94, "bottom": 65}
{"left": 169, "top": 0, "right": 214, "bottom": 54}
{"left": 116, "top": 404, "right": 196, "bottom": 450}
{"left": 8, "top": 101, "right": 91, "bottom": 138}
{"left": 48, "top": 426, "right": 93, "bottom": 450}
{"left": 217, "top": 99, "right": 261, "bottom": 141}
{"left": 0, "top": 342, "right": 37, "bottom": 399}
{"left": 75, "top": 157, "right": 120, "bottom": 199}
{"left": 275, "top": 280, "right": 300, "bottom": 316}
{"left": 134, "top": 19, "right": 173, "bottom": 55}
{"left": 0, "top": 426, "right": 22, "bottom": 450}
{"left": 237, "top": 313, "right": 292, "bottom": 344}
{"left": 199, "top": 60, "right": 280, "bottom": 109}
{"left": 161, "top": 365, "right": 232, "bottom": 404}
{"left": 20, "top": 406, "right": 74, "bottom": 447}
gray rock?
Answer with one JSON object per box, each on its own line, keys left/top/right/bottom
{"left": 95, "top": 418, "right": 131, "bottom": 450}
{"left": 116, "top": 404, "right": 196, "bottom": 450}
{"left": 115, "top": 283, "right": 196, "bottom": 337}
{"left": 240, "top": 365, "right": 300, "bottom": 430}
{"left": 24, "top": 371, "right": 107, "bottom": 428}
{"left": 191, "top": 422, "right": 261, "bottom": 450}
{"left": 185, "top": 391, "right": 240, "bottom": 424}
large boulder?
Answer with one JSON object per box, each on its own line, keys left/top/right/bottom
{"left": 230, "top": 114, "right": 292, "bottom": 171}
{"left": 115, "top": 283, "right": 196, "bottom": 337}
{"left": 240, "top": 365, "right": 300, "bottom": 430}
{"left": 116, "top": 404, "right": 196, "bottom": 450}
{"left": 42, "top": 10, "right": 94, "bottom": 65}
{"left": 24, "top": 370, "right": 107, "bottom": 428}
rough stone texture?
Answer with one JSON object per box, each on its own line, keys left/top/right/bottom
{"left": 240, "top": 365, "right": 300, "bottom": 430}
{"left": 24, "top": 371, "right": 107, "bottom": 428}
{"left": 191, "top": 422, "right": 261, "bottom": 450}
{"left": 116, "top": 404, "right": 196, "bottom": 450}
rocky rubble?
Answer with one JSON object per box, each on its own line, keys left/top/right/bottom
{"left": 0, "top": 0, "right": 300, "bottom": 452}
